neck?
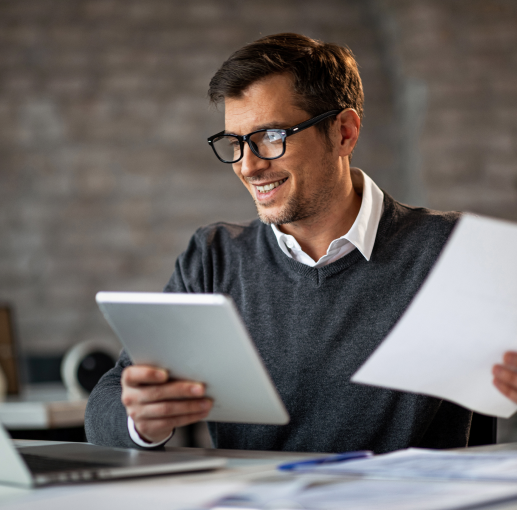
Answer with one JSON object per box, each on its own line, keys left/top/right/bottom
{"left": 277, "top": 165, "right": 362, "bottom": 262}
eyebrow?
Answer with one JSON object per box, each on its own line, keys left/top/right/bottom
{"left": 224, "top": 122, "right": 289, "bottom": 135}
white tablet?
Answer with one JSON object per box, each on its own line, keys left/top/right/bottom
{"left": 96, "top": 292, "right": 289, "bottom": 425}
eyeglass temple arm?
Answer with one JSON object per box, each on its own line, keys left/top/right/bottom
{"left": 285, "top": 109, "right": 343, "bottom": 137}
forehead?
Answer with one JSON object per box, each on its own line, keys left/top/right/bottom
{"left": 224, "top": 74, "right": 305, "bottom": 133}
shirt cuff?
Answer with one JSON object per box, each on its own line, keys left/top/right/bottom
{"left": 127, "top": 416, "right": 173, "bottom": 448}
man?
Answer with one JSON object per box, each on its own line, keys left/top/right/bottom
{"left": 85, "top": 33, "right": 517, "bottom": 453}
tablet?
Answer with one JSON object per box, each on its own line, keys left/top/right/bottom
{"left": 96, "top": 292, "right": 290, "bottom": 425}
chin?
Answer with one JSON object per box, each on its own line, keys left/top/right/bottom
{"left": 256, "top": 208, "right": 282, "bottom": 226}
{"left": 254, "top": 201, "right": 283, "bottom": 225}
{"left": 255, "top": 203, "right": 300, "bottom": 226}
{"left": 255, "top": 192, "right": 318, "bottom": 226}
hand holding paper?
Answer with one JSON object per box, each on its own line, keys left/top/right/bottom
{"left": 352, "top": 214, "right": 517, "bottom": 418}
{"left": 493, "top": 351, "right": 517, "bottom": 404}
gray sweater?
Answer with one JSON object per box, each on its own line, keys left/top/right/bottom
{"left": 85, "top": 193, "right": 472, "bottom": 453}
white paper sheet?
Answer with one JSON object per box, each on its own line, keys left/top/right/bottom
{"left": 294, "top": 479, "right": 517, "bottom": 510}
{"left": 306, "top": 448, "right": 517, "bottom": 482}
{"left": 352, "top": 214, "right": 517, "bottom": 418}
{"left": 210, "top": 475, "right": 517, "bottom": 510}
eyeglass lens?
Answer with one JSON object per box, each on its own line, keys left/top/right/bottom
{"left": 213, "top": 130, "right": 286, "bottom": 162}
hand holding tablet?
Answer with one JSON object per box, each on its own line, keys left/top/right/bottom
{"left": 96, "top": 292, "right": 290, "bottom": 434}
{"left": 121, "top": 365, "right": 212, "bottom": 444}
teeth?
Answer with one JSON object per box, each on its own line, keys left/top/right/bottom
{"left": 257, "top": 178, "right": 287, "bottom": 193}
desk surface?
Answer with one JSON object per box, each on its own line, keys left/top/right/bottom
{"left": 3, "top": 443, "right": 517, "bottom": 510}
{"left": 0, "top": 444, "right": 315, "bottom": 509}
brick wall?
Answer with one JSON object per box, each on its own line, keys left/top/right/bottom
{"left": 383, "top": 0, "right": 517, "bottom": 217}
{"left": 0, "top": 0, "right": 396, "bottom": 354}
{"left": 0, "top": 0, "right": 515, "bottom": 356}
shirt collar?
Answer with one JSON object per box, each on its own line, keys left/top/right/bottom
{"left": 271, "top": 168, "right": 384, "bottom": 262}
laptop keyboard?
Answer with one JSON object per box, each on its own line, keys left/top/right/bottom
{"left": 21, "top": 453, "right": 117, "bottom": 474}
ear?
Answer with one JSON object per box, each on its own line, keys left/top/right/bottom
{"left": 335, "top": 109, "right": 361, "bottom": 158}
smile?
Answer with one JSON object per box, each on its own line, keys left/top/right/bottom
{"left": 256, "top": 178, "right": 288, "bottom": 194}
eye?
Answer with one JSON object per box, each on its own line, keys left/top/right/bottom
{"left": 265, "top": 130, "right": 283, "bottom": 143}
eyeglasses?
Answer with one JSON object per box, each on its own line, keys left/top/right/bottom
{"left": 207, "top": 109, "right": 342, "bottom": 164}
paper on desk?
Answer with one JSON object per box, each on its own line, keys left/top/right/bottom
{"left": 294, "top": 479, "right": 517, "bottom": 510}
{"left": 210, "top": 475, "right": 517, "bottom": 510}
{"left": 352, "top": 214, "right": 517, "bottom": 418}
{"left": 306, "top": 448, "right": 517, "bottom": 482}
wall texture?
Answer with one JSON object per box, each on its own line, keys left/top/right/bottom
{"left": 0, "top": 0, "right": 516, "bottom": 359}
{"left": 0, "top": 0, "right": 398, "bottom": 354}
{"left": 384, "top": 0, "right": 517, "bottom": 218}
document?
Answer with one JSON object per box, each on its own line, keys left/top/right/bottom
{"left": 210, "top": 476, "right": 517, "bottom": 510}
{"left": 292, "top": 479, "right": 517, "bottom": 510}
{"left": 352, "top": 214, "right": 517, "bottom": 418}
{"left": 305, "top": 448, "right": 517, "bottom": 482}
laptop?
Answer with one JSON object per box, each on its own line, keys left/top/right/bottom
{"left": 0, "top": 423, "right": 226, "bottom": 488}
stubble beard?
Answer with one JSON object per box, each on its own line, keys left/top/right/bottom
{"left": 254, "top": 155, "right": 337, "bottom": 226}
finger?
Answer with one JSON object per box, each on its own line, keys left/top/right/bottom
{"left": 503, "top": 351, "right": 517, "bottom": 367}
{"left": 493, "top": 378, "right": 517, "bottom": 404}
{"left": 135, "top": 411, "right": 210, "bottom": 443}
{"left": 129, "top": 398, "right": 213, "bottom": 421}
{"left": 125, "top": 380, "right": 205, "bottom": 405}
{"left": 493, "top": 364, "right": 517, "bottom": 388}
{"left": 122, "top": 366, "right": 169, "bottom": 387}
{"left": 168, "top": 410, "right": 211, "bottom": 428}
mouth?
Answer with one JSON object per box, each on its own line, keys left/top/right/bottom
{"left": 254, "top": 178, "right": 288, "bottom": 194}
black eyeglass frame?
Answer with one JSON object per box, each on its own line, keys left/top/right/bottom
{"left": 207, "top": 109, "right": 343, "bottom": 164}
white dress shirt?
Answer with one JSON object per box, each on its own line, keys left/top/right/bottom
{"left": 128, "top": 416, "right": 173, "bottom": 448}
{"left": 129, "top": 168, "right": 383, "bottom": 447}
{"left": 271, "top": 168, "right": 384, "bottom": 266}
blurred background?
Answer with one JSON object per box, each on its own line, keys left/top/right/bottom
{"left": 0, "top": 0, "right": 516, "bottom": 443}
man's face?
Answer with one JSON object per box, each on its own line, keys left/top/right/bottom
{"left": 224, "top": 74, "right": 339, "bottom": 226}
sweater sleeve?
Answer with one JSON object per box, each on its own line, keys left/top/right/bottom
{"left": 84, "top": 229, "right": 211, "bottom": 447}
{"left": 84, "top": 350, "right": 137, "bottom": 448}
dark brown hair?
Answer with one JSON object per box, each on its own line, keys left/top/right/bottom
{"left": 208, "top": 33, "right": 364, "bottom": 138}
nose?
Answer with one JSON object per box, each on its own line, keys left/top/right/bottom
{"left": 236, "top": 142, "right": 270, "bottom": 178}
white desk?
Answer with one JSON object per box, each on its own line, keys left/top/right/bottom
{"left": 0, "top": 445, "right": 318, "bottom": 509}
{"left": 3, "top": 443, "right": 517, "bottom": 509}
